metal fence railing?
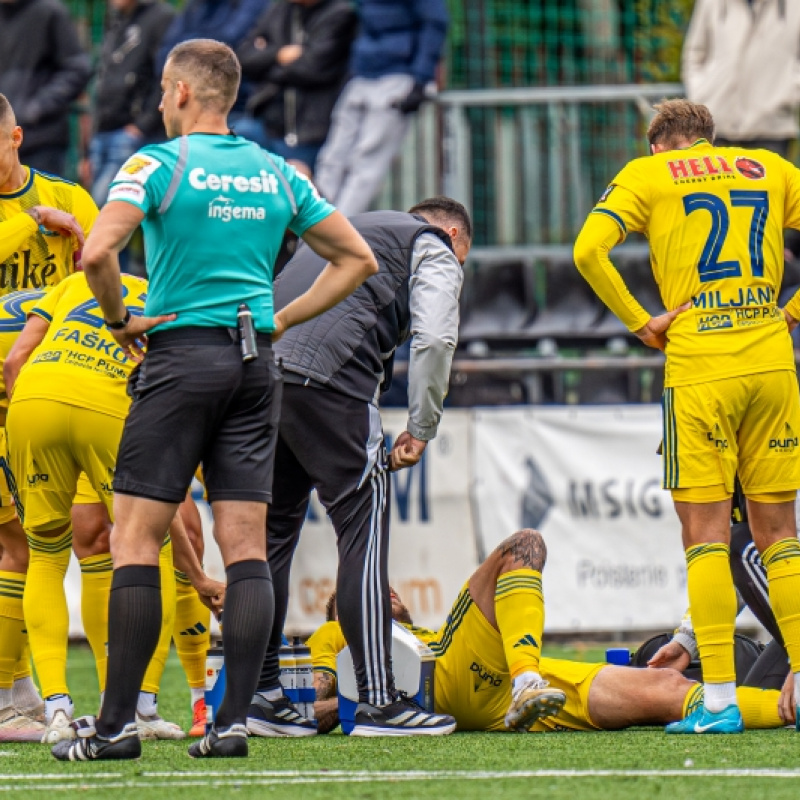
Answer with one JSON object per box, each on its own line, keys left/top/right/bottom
{"left": 377, "top": 82, "right": 684, "bottom": 248}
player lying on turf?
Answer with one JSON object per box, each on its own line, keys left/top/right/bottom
{"left": 303, "top": 529, "right": 789, "bottom": 734}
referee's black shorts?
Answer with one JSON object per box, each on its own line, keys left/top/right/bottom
{"left": 114, "top": 326, "right": 282, "bottom": 505}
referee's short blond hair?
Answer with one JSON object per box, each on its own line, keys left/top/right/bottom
{"left": 647, "top": 99, "right": 715, "bottom": 149}
{"left": 165, "top": 39, "right": 241, "bottom": 115}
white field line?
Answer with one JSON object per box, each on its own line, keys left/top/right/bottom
{"left": 1, "top": 769, "right": 800, "bottom": 790}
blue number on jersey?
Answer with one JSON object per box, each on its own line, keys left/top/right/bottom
{"left": 684, "top": 190, "right": 769, "bottom": 283}
{"left": 0, "top": 290, "right": 46, "bottom": 332}
{"left": 64, "top": 288, "right": 147, "bottom": 328}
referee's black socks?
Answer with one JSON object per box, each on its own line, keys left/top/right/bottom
{"left": 96, "top": 565, "right": 162, "bottom": 737}
{"left": 214, "top": 559, "right": 274, "bottom": 729}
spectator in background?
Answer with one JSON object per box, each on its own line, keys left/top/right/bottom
{"left": 89, "top": 0, "right": 176, "bottom": 205}
{"left": 0, "top": 0, "right": 92, "bottom": 176}
{"left": 314, "top": 0, "right": 449, "bottom": 217}
{"left": 682, "top": 0, "right": 800, "bottom": 158}
{"left": 157, "top": 0, "right": 266, "bottom": 123}
{"left": 236, "top": 0, "right": 357, "bottom": 173}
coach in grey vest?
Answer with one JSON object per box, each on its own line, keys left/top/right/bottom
{"left": 249, "top": 197, "right": 472, "bottom": 737}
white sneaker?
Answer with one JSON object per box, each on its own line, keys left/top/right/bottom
{"left": 504, "top": 677, "right": 566, "bottom": 732}
{"left": 136, "top": 713, "right": 186, "bottom": 740}
{"left": 43, "top": 708, "right": 75, "bottom": 744}
{"left": 0, "top": 706, "right": 46, "bottom": 742}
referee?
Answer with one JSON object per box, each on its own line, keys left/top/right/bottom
{"left": 54, "top": 39, "right": 377, "bottom": 761}
{"left": 248, "top": 198, "right": 471, "bottom": 736}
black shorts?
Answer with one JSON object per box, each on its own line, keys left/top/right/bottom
{"left": 114, "top": 327, "right": 282, "bottom": 504}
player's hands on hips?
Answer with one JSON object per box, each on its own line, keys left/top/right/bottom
{"left": 110, "top": 312, "right": 177, "bottom": 360}
{"left": 194, "top": 575, "right": 226, "bottom": 620}
{"left": 779, "top": 671, "right": 795, "bottom": 724}
{"left": 389, "top": 431, "right": 427, "bottom": 471}
{"left": 634, "top": 302, "right": 691, "bottom": 351}
{"left": 783, "top": 307, "right": 799, "bottom": 334}
{"left": 646, "top": 639, "right": 691, "bottom": 671}
{"left": 271, "top": 311, "right": 287, "bottom": 343}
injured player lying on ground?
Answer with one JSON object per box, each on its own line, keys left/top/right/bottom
{"left": 290, "top": 529, "right": 789, "bottom": 735}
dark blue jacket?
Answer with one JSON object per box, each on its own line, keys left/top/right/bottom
{"left": 351, "top": 0, "right": 448, "bottom": 85}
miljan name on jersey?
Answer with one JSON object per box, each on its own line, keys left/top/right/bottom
{"left": 692, "top": 286, "right": 774, "bottom": 309}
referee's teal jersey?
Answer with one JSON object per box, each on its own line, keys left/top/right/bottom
{"left": 107, "top": 133, "right": 335, "bottom": 332}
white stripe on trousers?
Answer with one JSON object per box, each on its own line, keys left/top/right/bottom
{"left": 362, "top": 466, "right": 390, "bottom": 706}
{"left": 741, "top": 542, "right": 770, "bottom": 606}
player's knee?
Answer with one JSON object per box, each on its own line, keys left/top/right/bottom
{"left": 497, "top": 528, "right": 547, "bottom": 573}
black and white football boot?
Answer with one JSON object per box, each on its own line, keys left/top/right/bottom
{"left": 187, "top": 723, "right": 248, "bottom": 758}
{"left": 51, "top": 716, "right": 141, "bottom": 761}
{"left": 351, "top": 694, "right": 456, "bottom": 736}
{"left": 246, "top": 693, "right": 317, "bottom": 737}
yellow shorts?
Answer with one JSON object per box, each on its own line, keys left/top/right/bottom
{"left": 430, "top": 584, "right": 602, "bottom": 732}
{"left": 73, "top": 473, "right": 103, "bottom": 506}
{"left": 6, "top": 399, "right": 123, "bottom": 531}
{"left": 662, "top": 370, "right": 800, "bottom": 497}
{"left": 0, "top": 429, "right": 16, "bottom": 525}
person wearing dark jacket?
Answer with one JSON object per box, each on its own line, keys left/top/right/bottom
{"left": 246, "top": 197, "right": 471, "bottom": 738}
{"left": 315, "top": 0, "right": 448, "bottom": 216}
{"left": 237, "top": 0, "right": 357, "bottom": 171}
{"left": 0, "top": 0, "right": 92, "bottom": 176}
{"left": 156, "top": 0, "right": 265, "bottom": 119}
{"left": 89, "top": 0, "right": 175, "bottom": 205}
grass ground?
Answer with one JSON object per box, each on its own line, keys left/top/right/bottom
{"left": 4, "top": 643, "right": 799, "bottom": 799}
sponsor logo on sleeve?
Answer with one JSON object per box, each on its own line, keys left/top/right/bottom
{"left": 107, "top": 183, "right": 146, "bottom": 203}
{"left": 113, "top": 154, "right": 162, "bottom": 185}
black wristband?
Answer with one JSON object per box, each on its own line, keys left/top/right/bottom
{"left": 105, "top": 309, "right": 131, "bottom": 330}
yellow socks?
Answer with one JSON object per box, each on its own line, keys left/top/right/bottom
{"left": 173, "top": 570, "right": 210, "bottom": 692}
{"left": 762, "top": 539, "right": 800, "bottom": 673}
{"left": 681, "top": 683, "right": 782, "bottom": 729}
{"left": 0, "top": 571, "right": 26, "bottom": 705}
{"left": 141, "top": 540, "right": 177, "bottom": 696}
{"left": 495, "top": 569, "right": 545, "bottom": 681}
{"left": 736, "top": 686, "right": 783, "bottom": 729}
{"left": 79, "top": 553, "right": 113, "bottom": 692}
{"left": 23, "top": 529, "right": 72, "bottom": 698}
{"left": 685, "top": 543, "right": 737, "bottom": 708}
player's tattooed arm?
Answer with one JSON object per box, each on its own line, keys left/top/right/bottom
{"left": 314, "top": 671, "right": 340, "bottom": 734}
{"left": 496, "top": 529, "right": 547, "bottom": 572}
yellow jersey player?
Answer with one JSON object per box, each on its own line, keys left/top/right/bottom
{"left": 0, "top": 94, "right": 97, "bottom": 293}
{"left": 3, "top": 273, "right": 222, "bottom": 744}
{"left": 308, "top": 529, "right": 787, "bottom": 734}
{"left": 574, "top": 99, "right": 800, "bottom": 734}
{"left": 0, "top": 289, "right": 47, "bottom": 740}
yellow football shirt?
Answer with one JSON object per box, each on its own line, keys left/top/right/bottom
{"left": 0, "top": 289, "right": 48, "bottom": 413}
{"left": 11, "top": 272, "right": 148, "bottom": 419}
{"left": 574, "top": 140, "right": 800, "bottom": 387}
{"left": 0, "top": 168, "right": 98, "bottom": 295}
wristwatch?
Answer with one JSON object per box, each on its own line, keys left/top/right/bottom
{"left": 104, "top": 309, "right": 131, "bottom": 330}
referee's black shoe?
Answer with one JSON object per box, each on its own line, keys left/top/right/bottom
{"left": 51, "top": 716, "right": 141, "bottom": 761}
{"left": 350, "top": 694, "right": 456, "bottom": 736}
{"left": 188, "top": 723, "right": 248, "bottom": 758}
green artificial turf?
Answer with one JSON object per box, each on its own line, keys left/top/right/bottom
{"left": 3, "top": 644, "right": 798, "bottom": 800}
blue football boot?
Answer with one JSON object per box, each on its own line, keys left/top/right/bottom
{"left": 665, "top": 703, "right": 744, "bottom": 734}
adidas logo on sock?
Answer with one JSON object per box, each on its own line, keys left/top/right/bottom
{"left": 513, "top": 634, "right": 539, "bottom": 649}
{"left": 180, "top": 623, "right": 208, "bottom": 637}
